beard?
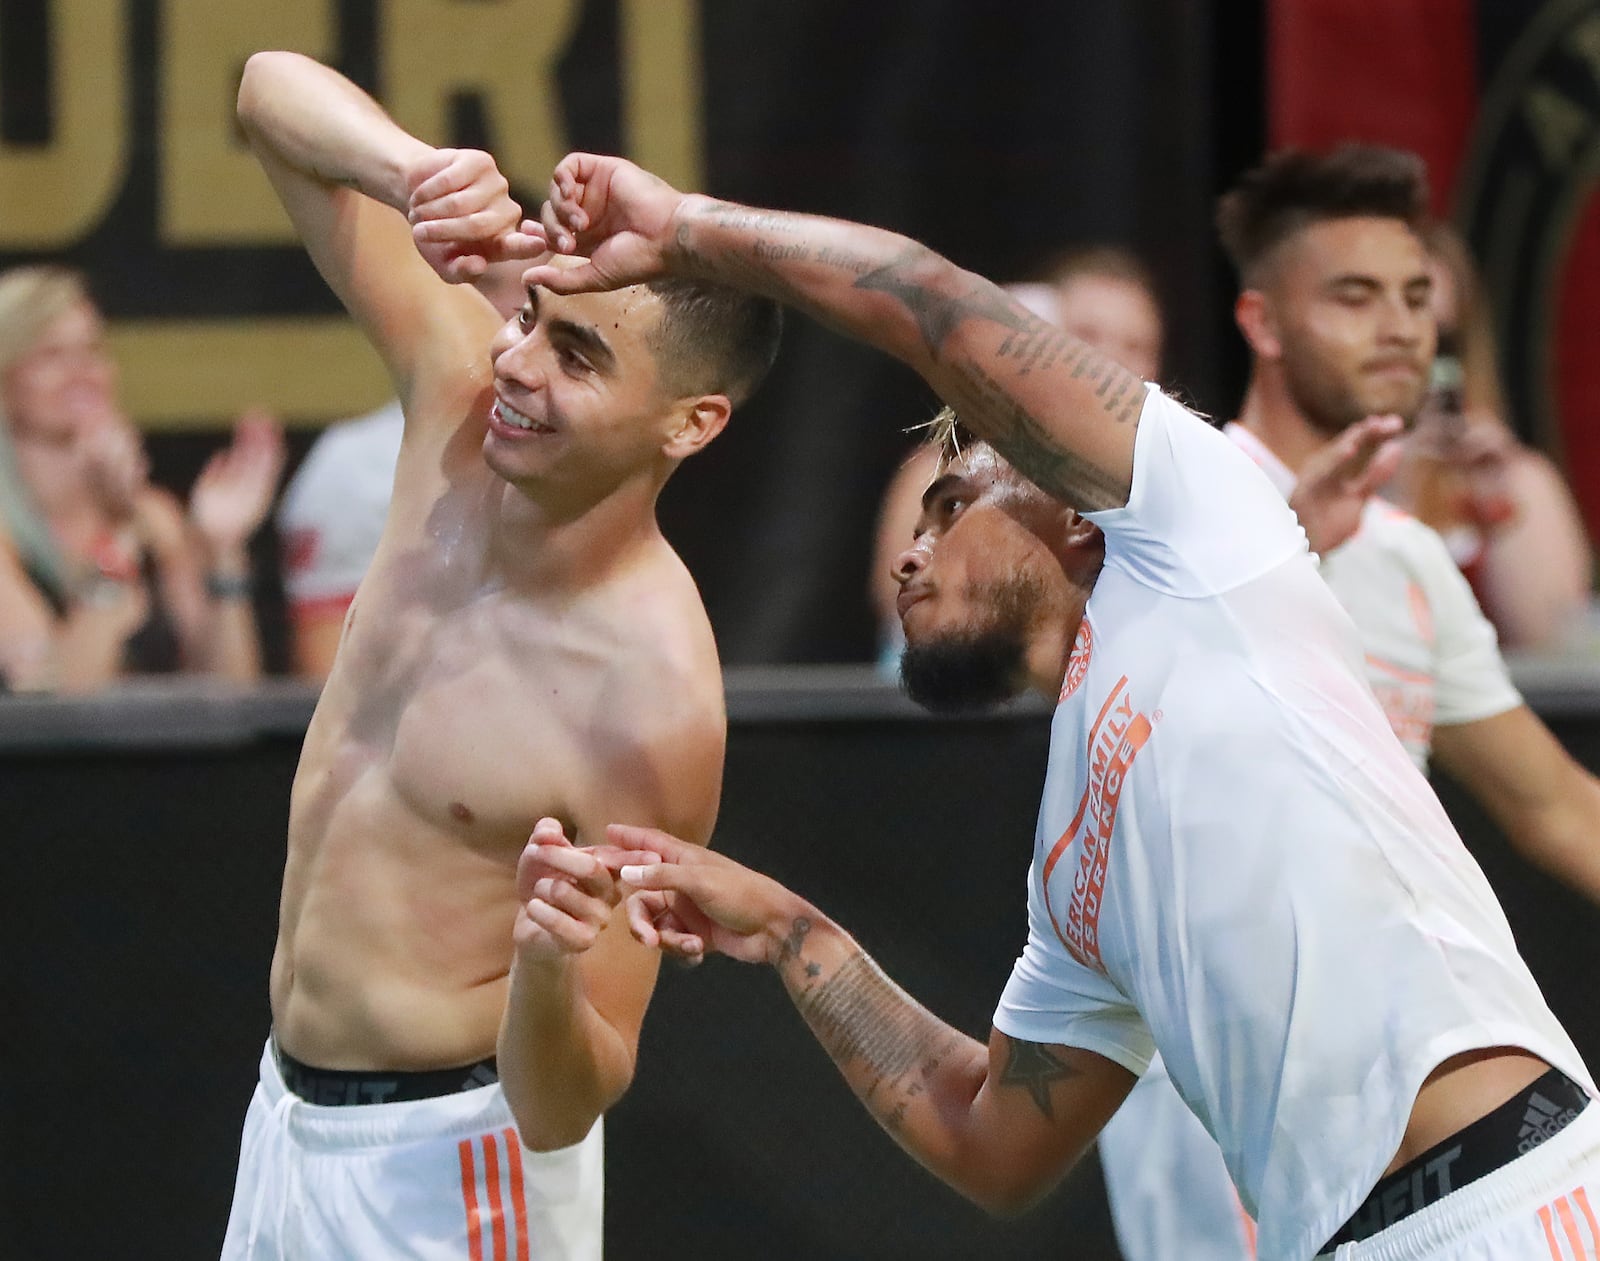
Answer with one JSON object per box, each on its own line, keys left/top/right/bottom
{"left": 1280, "top": 343, "right": 1428, "bottom": 438}
{"left": 899, "top": 575, "right": 1041, "bottom": 714}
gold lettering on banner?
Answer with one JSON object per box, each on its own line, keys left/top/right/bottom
{"left": 0, "top": 2, "right": 128, "bottom": 247}
{"left": 1522, "top": 83, "right": 1593, "bottom": 170}
{"left": 380, "top": 0, "right": 581, "bottom": 196}
{"left": 109, "top": 319, "right": 391, "bottom": 431}
{"left": 619, "top": 0, "right": 703, "bottom": 190}
{"left": 161, "top": 0, "right": 335, "bottom": 244}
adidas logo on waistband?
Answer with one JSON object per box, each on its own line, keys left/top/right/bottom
{"left": 1518, "top": 1091, "right": 1580, "bottom": 1154}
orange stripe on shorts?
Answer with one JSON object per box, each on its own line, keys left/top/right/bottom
{"left": 458, "top": 1138, "right": 485, "bottom": 1261}
{"left": 503, "top": 1127, "right": 530, "bottom": 1261}
{"left": 483, "top": 1134, "right": 509, "bottom": 1261}
{"left": 1574, "top": 1187, "right": 1600, "bottom": 1255}
{"left": 1558, "top": 1195, "right": 1589, "bottom": 1259}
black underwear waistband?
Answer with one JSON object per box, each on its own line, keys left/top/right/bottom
{"left": 273, "top": 1039, "right": 499, "bottom": 1106}
{"left": 1322, "top": 1066, "right": 1590, "bottom": 1251}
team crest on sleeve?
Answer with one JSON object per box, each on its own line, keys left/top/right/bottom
{"left": 1039, "top": 674, "right": 1154, "bottom": 972}
{"left": 1060, "top": 617, "right": 1094, "bottom": 701}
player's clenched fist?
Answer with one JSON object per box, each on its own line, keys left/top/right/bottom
{"left": 406, "top": 147, "right": 543, "bottom": 282}
{"left": 522, "top": 153, "right": 689, "bottom": 295}
{"left": 512, "top": 817, "right": 621, "bottom": 960}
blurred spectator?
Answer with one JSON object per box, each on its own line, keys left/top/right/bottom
{"left": 277, "top": 398, "right": 403, "bottom": 679}
{"left": 277, "top": 260, "right": 528, "bottom": 680}
{"left": 0, "top": 266, "right": 284, "bottom": 692}
{"left": 1040, "top": 245, "right": 1165, "bottom": 382}
{"left": 868, "top": 255, "right": 1165, "bottom": 671}
{"left": 1383, "top": 223, "right": 1594, "bottom": 651}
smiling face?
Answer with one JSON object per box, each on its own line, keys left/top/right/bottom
{"left": 1262, "top": 217, "right": 1436, "bottom": 435}
{"left": 893, "top": 445, "right": 1088, "bottom": 712}
{"left": 4, "top": 299, "right": 120, "bottom": 442}
{"left": 485, "top": 280, "right": 686, "bottom": 495}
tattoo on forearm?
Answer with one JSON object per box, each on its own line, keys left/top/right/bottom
{"left": 682, "top": 207, "right": 1140, "bottom": 508}
{"left": 998, "top": 1035, "right": 1079, "bottom": 1121}
{"left": 854, "top": 244, "right": 1021, "bottom": 354}
{"left": 776, "top": 917, "right": 815, "bottom": 971}
{"left": 853, "top": 260, "right": 1141, "bottom": 506}
{"left": 701, "top": 202, "right": 805, "bottom": 237}
{"left": 793, "top": 951, "right": 964, "bottom": 1133}
{"left": 950, "top": 360, "right": 1130, "bottom": 510}
{"left": 814, "top": 245, "right": 876, "bottom": 276}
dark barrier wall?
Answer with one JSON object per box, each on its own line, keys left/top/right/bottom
{"left": 3, "top": 668, "right": 1598, "bottom": 1259}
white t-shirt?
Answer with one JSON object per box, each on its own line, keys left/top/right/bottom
{"left": 277, "top": 400, "right": 405, "bottom": 609}
{"left": 1225, "top": 423, "right": 1521, "bottom": 770}
{"left": 993, "top": 387, "right": 1591, "bottom": 1261}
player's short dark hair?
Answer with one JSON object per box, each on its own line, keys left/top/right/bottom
{"left": 1216, "top": 145, "right": 1431, "bottom": 282}
{"left": 645, "top": 279, "right": 783, "bottom": 407}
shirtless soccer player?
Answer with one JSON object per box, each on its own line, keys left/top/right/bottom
{"left": 223, "top": 57, "right": 779, "bottom": 1259}
{"left": 1098, "top": 144, "right": 1600, "bottom": 1261}
{"left": 504, "top": 154, "right": 1600, "bottom": 1260}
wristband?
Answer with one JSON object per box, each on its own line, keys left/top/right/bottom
{"left": 205, "top": 571, "right": 253, "bottom": 600}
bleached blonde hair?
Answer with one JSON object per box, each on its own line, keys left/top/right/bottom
{"left": 0, "top": 266, "right": 95, "bottom": 598}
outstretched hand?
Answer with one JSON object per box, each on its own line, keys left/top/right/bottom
{"left": 608, "top": 824, "right": 807, "bottom": 967}
{"left": 519, "top": 154, "right": 688, "bottom": 294}
{"left": 512, "top": 817, "right": 665, "bottom": 963}
{"left": 407, "top": 148, "right": 545, "bottom": 283}
{"left": 1289, "top": 414, "right": 1405, "bottom": 556}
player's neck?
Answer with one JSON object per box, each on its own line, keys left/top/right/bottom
{"left": 1031, "top": 571, "right": 1096, "bottom": 701}
{"left": 1235, "top": 371, "right": 1328, "bottom": 477}
{"left": 488, "top": 471, "right": 665, "bottom": 595}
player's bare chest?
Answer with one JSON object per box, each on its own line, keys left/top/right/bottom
{"left": 323, "top": 586, "right": 618, "bottom": 840}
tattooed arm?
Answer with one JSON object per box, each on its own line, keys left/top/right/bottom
{"left": 608, "top": 825, "right": 1136, "bottom": 1214}
{"left": 513, "top": 154, "right": 1144, "bottom": 511}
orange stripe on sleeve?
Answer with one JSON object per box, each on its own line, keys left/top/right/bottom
{"left": 1574, "top": 1187, "right": 1600, "bottom": 1254}
{"left": 1558, "top": 1196, "right": 1589, "bottom": 1259}
{"left": 483, "top": 1134, "right": 509, "bottom": 1261}
{"left": 458, "top": 1138, "right": 485, "bottom": 1261}
{"left": 503, "top": 1127, "right": 530, "bottom": 1261}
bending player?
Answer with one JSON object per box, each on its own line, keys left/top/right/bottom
{"left": 224, "top": 56, "right": 779, "bottom": 1259}
{"left": 499, "top": 153, "right": 1599, "bottom": 1260}
{"left": 1097, "top": 143, "right": 1600, "bottom": 1261}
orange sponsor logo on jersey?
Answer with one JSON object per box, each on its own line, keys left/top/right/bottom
{"left": 1060, "top": 616, "right": 1093, "bottom": 701}
{"left": 1041, "top": 675, "right": 1154, "bottom": 972}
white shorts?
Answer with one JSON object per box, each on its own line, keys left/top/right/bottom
{"left": 1098, "top": 1055, "right": 1256, "bottom": 1260}
{"left": 1322, "top": 1101, "right": 1600, "bottom": 1260}
{"left": 221, "top": 1041, "right": 604, "bottom": 1260}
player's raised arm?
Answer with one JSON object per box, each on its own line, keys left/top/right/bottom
{"left": 236, "top": 52, "right": 538, "bottom": 401}
{"left": 510, "top": 154, "right": 1141, "bottom": 512}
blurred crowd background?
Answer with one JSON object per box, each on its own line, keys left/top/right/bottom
{"left": 0, "top": 0, "right": 1596, "bottom": 686}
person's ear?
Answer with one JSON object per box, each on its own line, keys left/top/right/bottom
{"left": 662, "top": 395, "right": 732, "bottom": 460}
{"left": 1060, "top": 509, "right": 1103, "bottom": 551}
{"left": 1235, "top": 289, "right": 1283, "bottom": 360}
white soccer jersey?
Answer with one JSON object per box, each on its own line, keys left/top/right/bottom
{"left": 1225, "top": 423, "right": 1521, "bottom": 770}
{"left": 993, "top": 387, "right": 1591, "bottom": 1261}
{"left": 277, "top": 400, "right": 405, "bottom": 608}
